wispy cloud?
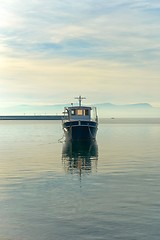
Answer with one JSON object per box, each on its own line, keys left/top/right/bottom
{"left": 2, "top": 0, "right": 160, "bottom": 62}
{"left": 0, "top": 0, "right": 160, "bottom": 109}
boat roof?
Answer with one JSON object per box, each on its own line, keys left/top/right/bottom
{"left": 67, "top": 106, "right": 92, "bottom": 110}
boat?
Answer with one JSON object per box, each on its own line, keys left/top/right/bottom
{"left": 62, "top": 96, "right": 98, "bottom": 142}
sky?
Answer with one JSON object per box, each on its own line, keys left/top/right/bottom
{"left": 0, "top": 0, "right": 160, "bottom": 110}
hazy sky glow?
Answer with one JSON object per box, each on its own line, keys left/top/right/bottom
{"left": 1, "top": 0, "right": 160, "bottom": 108}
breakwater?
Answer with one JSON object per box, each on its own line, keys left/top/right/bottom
{"left": 0, "top": 115, "right": 64, "bottom": 120}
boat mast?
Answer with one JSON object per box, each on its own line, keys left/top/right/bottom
{"left": 75, "top": 95, "right": 86, "bottom": 106}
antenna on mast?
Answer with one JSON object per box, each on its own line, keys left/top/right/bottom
{"left": 75, "top": 95, "right": 86, "bottom": 106}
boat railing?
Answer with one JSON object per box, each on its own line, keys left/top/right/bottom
{"left": 62, "top": 110, "right": 68, "bottom": 124}
{"left": 91, "top": 107, "right": 98, "bottom": 123}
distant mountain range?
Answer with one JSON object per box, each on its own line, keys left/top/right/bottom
{"left": 95, "top": 103, "right": 160, "bottom": 117}
{"left": 0, "top": 102, "right": 160, "bottom": 117}
{"left": 95, "top": 102, "right": 152, "bottom": 109}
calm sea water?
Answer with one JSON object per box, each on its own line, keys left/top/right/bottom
{"left": 0, "top": 119, "right": 160, "bottom": 240}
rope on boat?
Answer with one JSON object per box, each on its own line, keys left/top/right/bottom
{"left": 58, "top": 133, "right": 65, "bottom": 143}
{"left": 88, "top": 125, "right": 95, "bottom": 140}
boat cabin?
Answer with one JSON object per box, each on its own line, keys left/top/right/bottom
{"left": 66, "top": 106, "right": 92, "bottom": 121}
{"left": 62, "top": 96, "right": 98, "bottom": 141}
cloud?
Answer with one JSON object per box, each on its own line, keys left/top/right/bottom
{"left": 1, "top": 0, "right": 159, "bottom": 65}
{"left": 0, "top": 0, "right": 160, "bottom": 108}
{"left": 1, "top": 56, "right": 159, "bottom": 105}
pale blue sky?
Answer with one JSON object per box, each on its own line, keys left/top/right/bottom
{"left": 0, "top": 0, "right": 160, "bottom": 109}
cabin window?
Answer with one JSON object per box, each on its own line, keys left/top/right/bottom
{"left": 84, "top": 109, "right": 89, "bottom": 116}
{"left": 71, "top": 109, "right": 76, "bottom": 115}
{"left": 77, "top": 109, "right": 83, "bottom": 115}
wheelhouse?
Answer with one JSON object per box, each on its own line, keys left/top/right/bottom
{"left": 66, "top": 106, "right": 92, "bottom": 121}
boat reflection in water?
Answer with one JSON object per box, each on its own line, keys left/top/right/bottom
{"left": 62, "top": 140, "right": 98, "bottom": 175}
